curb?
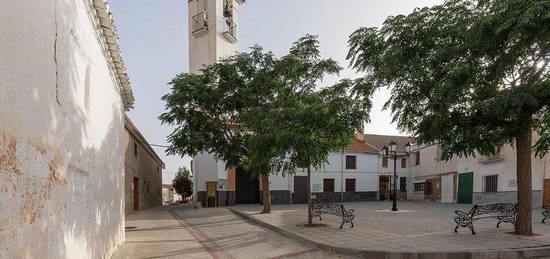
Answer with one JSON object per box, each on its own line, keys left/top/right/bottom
{"left": 228, "top": 208, "right": 550, "bottom": 259}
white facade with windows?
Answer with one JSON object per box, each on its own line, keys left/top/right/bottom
{"left": 409, "top": 136, "right": 550, "bottom": 207}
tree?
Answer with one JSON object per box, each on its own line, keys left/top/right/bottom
{"left": 173, "top": 167, "right": 193, "bottom": 198}
{"left": 254, "top": 35, "right": 371, "bottom": 226}
{"left": 348, "top": 0, "right": 549, "bottom": 235}
{"left": 160, "top": 46, "right": 280, "bottom": 213}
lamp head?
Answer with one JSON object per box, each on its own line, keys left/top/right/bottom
{"left": 404, "top": 142, "right": 412, "bottom": 153}
{"left": 388, "top": 140, "right": 397, "bottom": 153}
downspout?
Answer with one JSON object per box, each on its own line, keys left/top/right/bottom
{"left": 341, "top": 148, "right": 344, "bottom": 203}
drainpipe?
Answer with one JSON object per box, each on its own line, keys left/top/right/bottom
{"left": 341, "top": 148, "right": 344, "bottom": 203}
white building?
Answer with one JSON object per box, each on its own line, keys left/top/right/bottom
{"left": 192, "top": 133, "right": 407, "bottom": 207}
{"left": 187, "top": 0, "right": 245, "bottom": 207}
{"left": 1, "top": 1, "right": 134, "bottom": 257}
{"left": 409, "top": 135, "right": 550, "bottom": 207}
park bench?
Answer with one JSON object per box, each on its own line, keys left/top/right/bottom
{"left": 312, "top": 199, "right": 355, "bottom": 229}
{"left": 542, "top": 207, "right": 550, "bottom": 223}
{"left": 453, "top": 202, "right": 517, "bottom": 234}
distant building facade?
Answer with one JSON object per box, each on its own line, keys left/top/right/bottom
{"left": 162, "top": 184, "right": 183, "bottom": 204}
{"left": 191, "top": 133, "right": 401, "bottom": 207}
{"left": 409, "top": 135, "right": 550, "bottom": 207}
{"left": 124, "top": 116, "right": 164, "bottom": 214}
{"left": 0, "top": 1, "right": 134, "bottom": 257}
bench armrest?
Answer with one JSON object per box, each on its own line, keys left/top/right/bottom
{"left": 454, "top": 210, "right": 472, "bottom": 219}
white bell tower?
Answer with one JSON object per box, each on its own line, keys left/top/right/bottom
{"left": 188, "top": 0, "right": 244, "bottom": 74}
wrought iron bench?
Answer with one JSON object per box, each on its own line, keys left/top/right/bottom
{"left": 542, "top": 207, "right": 550, "bottom": 223}
{"left": 454, "top": 203, "right": 517, "bottom": 234}
{"left": 312, "top": 199, "right": 355, "bottom": 229}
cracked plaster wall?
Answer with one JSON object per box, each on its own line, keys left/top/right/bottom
{"left": 1, "top": 0, "right": 126, "bottom": 258}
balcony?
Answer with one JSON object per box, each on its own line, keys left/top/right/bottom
{"left": 223, "top": 17, "right": 237, "bottom": 43}
{"left": 191, "top": 11, "right": 208, "bottom": 37}
{"left": 478, "top": 152, "right": 503, "bottom": 163}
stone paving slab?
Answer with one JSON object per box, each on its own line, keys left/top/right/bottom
{"left": 112, "top": 205, "right": 354, "bottom": 259}
{"left": 230, "top": 201, "right": 550, "bottom": 258}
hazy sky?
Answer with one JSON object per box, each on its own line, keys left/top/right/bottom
{"left": 109, "top": 0, "right": 444, "bottom": 184}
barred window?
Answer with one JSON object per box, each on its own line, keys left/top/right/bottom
{"left": 323, "top": 179, "right": 334, "bottom": 192}
{"left": 345, "top": 156, "right": 357, "bottom": 169}
{"left": 382, "top": 157, "right": 388, "bottom": 168}
{"left": 484, "top": 175, "right": 498, "bottom": 192}
{"left": 414, "top": 182, "right": 424, "bottom": 192}
{"left": 346, "top": 179, "right": 356, "bottom": 192}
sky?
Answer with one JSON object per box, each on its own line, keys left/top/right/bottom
{"left": 109, "top": 0, "right": 444, "bottom": 184}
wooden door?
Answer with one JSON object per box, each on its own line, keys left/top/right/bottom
{"left": 133, "top": 177, "right": 139, "bottom": 210}
{"left": 206, "top": 182, "right": 217, "bottom": 207}
{"left": 293, "top": 176, "right": 308, "bottom": 204}
{"left": 544, "top": 179, "right": 550, "bottom": 207}
{"left": 379, "top": 176, "right": 389, "bottom": 201}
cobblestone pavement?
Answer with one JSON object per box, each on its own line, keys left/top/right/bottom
{"left": 232, "top": 201, "right": 550, "bottom": 255}
{"left": 112, "top": 205, "right": 353, "bottom": 259}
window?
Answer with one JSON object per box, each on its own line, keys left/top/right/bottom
{"left": 414, "top": 182, "right": 425, "bottom": 192}
{"left": 345, "top": 156, "right": 357, "bottom": 169}
{"left": 401, "top": 158, "right": 407, "bottom": 168}
{"left": 382, "top": 157, "right": 388, "bottom": 168}
{"left": 484, "top": 175, "right": 498, "bottom": 192}
{"left": 323, "top": 179, "right": 334, "bottom": 192}
{"left": 400, "top": 177, "right": 407, "bottom": 192}
{"left": 346, "top": 179, "right": 356, "bottom": 192}
{"left": 133, "top": 143, "right": 138, "bottom": 157}
{"left": 415, "top": 152, "right": 420, "bottom": 165}
{"left": 425, "top": 182, "right": 433, "bottom": 195}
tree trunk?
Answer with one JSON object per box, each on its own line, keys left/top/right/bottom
{"left": 307, "top": 166, "right": 312, "bottom": 227}
{"left": 515, "top": 132, "right": 533, "bottom": 235}
{"left": 261, "top": 174, "right": 271, "bottom": 214}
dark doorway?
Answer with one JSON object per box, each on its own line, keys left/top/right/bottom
{"left": 235, "top": 167, "right": 259, "bottom": 204}
{"left": 133, "top": 177, "right": 139, "bottom": 210}
{"left": 293, "top": 176, "right": 308, "bottom": 204}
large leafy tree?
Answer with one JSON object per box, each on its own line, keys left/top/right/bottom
{"left": 173, "top": 167, "right": 193, "bottom": 198}
{"left": 239, "top": 35, "right": 355, "bottom": 214}
{"left": 160, "top": 46, "right": 278, "bottom": 212}
{"left": 256, "top": 35, "right": 371, "bottom": 226}
{"left": 348, "top": 0, "right": 549, "bottom": 235}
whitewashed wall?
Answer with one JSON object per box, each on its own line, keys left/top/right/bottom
{"left": 193, "top": 152, "right": 219, "bottom": 192}
{"left": 411, "top": 143, "right": 546, "bottom": 193}
{"left": 0, "top": 0, "right": 128, "bottom": 257}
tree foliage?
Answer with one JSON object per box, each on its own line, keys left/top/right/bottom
{"left": 173, "top": 167, "right": 193, "bottom": 198}
{"left": 348, "top": 0, "right": 549, "bottom": 159}
{"left": 348, "top": 0, "right": 549, "bottom": 235}
{"left": 160, "top": 35, "right": 371, "bottom": 216}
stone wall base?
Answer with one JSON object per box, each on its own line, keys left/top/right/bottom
{"left": 313, "top": 191, "right": 377, "bottom": 202}
{"left": 473, "top": 191, "right": 542, "bottom": 208}
{"left": 260, "top": 190, "right": 291, "bottom": 205}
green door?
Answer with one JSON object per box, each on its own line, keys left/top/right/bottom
{"left": 457, "top": 172, "right": 473, "bottom": 204}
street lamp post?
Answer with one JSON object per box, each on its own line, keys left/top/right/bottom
{"left": 381, "top": 141, "right": 412, "bottom": 212}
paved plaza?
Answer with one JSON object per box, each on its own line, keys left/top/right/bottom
{"left": 112, "top": 205, "right": 352, "bottom": 258}
{"left": 231, "top": 201, "right": 550, "bottom": 258}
